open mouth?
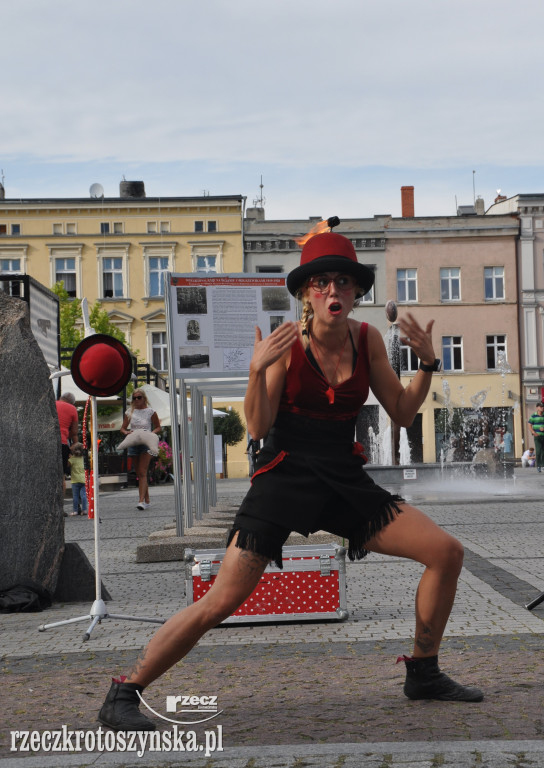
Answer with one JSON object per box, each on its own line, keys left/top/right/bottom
{"left": 329, "top": 302, "right": 342, "bottom": 314}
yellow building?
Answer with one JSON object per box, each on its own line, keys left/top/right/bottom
{"left": 0, "top": 181, "right": 245, "bottom": 372}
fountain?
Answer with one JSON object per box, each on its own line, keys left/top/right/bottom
{"left": 356, "top": 301, "right": 517, "bottom": 501}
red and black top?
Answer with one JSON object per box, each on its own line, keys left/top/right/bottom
{"left": 230, "top": 320, "right": 403, "bottom": 569}
{"left": 278, "top": 323, "right": 370, "bottom": 421}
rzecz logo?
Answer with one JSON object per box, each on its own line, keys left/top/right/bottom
{"left": 137, "top": 692, "right": 222, "bottom": 725}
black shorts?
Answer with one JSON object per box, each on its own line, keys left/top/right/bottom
{"left": 227, "top": 412, "right": 404, "bottom": 569}
{"left": 227, "top": 514, "right": 292, "bottom": 569}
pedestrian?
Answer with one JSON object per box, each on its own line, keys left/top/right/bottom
{"left": 68, "top": 442, "right": 87, "bottom": 516}
{"left": 55, "top": 392, "right": 79, "bottom": 495}
{"left": 528, "top": 403, "right": 544, "bottom": 472}
{"left": 246, "top": 437, "right": 261, "bottom": 476}
{"left": 521, "top": 447, "right": 535, "bottom": 468}
{"left": 120, "top": 389, "right": 161, "bottom": 510}
{"left": 98, "top": 228, "right": 482, "bottom": 732}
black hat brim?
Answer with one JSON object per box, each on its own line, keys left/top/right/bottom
{"left": 286, "top": 255, "right": 375, "bottom": 298}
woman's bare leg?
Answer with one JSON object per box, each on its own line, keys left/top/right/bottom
{"left": 364, "top": 503, "right": 482, "bottom": 701}
{"left": 364, "top": 503, "right": 464, "bottom": 658}
{"left": 135, "top": 454, "right": 151, "bottom": 503}
{"left": 126, "top": 534, "right": 269, "bottom": 687}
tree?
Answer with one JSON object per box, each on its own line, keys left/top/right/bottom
{"left": 53, "top": 282, "right": 128, "bottom": 363}
{"left": 213, "top": 408, "right": 245, "bottom": 477}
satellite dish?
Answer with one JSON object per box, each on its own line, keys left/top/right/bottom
{"left": 90, "top": 183, "right": 104, "bottom": 199}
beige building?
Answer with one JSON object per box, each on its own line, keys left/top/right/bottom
{"left": 486, "top": 193, "right": 544, "bottom": 448}
{"left": 385, "top": 211, "right": 521, "bottom": 463}
{"left": 0, "top": 181, "right": 245, "bottom": 374}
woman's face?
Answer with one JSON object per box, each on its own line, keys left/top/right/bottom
{"left": 132, "top": 392, "right": 146, "bottom": 409}
{"left": 305, "top": 272, "right": 357, "bottom": 324}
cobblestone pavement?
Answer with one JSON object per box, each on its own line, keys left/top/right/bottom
{"left": 2, "top": 470, "right": 544, "bottom": 767}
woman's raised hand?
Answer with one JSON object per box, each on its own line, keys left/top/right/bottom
{"left": 250, "top": 322, "right": 298, "bottom": 374}
{"left": 397, "top": 312, "right": 436, "bottom": 365}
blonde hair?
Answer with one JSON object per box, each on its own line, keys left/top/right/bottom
{"left": 296, "top": 285, "right": 314, "bottom": 347}
{"left": 130, "top": 389, "right": 150, "bottom": 411}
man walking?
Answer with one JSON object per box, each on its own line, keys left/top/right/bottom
{"left": 528, "top": 402, "right": 544, "bottom": 473}
{"left": 55, "top": 392, "right": 79, "bottom": 492}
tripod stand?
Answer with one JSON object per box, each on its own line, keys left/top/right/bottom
{"left": 40, "top": 313, "right": 166, "bottom": 641}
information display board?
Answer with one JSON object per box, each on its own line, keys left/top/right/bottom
{"left": 168, "top": 273, "right": 296, "bottom": 375}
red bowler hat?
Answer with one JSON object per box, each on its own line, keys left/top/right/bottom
{"left": 71, "top": 334, "right": 133, "bottom": 397}
{"left": 286, "top": 231, "right": 374, "bottom": 299}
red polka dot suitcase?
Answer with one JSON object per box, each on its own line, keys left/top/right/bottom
{"left": 184, "top": 543, "right": 349, "bottom": 623}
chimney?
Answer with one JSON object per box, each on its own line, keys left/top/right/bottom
{"left": 494, "top": 191, "right": 507, "bottom": 204}
{"left": 120, "top": 180, "right": 146, "bottom": 199}
{"left": 401, "top": 186, "right": 414, "bottom": 217}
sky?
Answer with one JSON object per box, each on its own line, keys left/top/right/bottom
{"left": 2, "top": 0, "right": 543, "bottom": 220}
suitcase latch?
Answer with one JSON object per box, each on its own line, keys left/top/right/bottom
{"left": 319, "top": 555, "right": 331, "bottom": 577}
{"left": 200, "top": 559, "right": 212, "bottom": 582}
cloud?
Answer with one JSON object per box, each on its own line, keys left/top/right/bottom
{"left": 2, "top": 0, "right": 543, "bottom": 216}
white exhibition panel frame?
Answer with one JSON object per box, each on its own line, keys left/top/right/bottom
{"left": 165, "top": 273, "right": 297, "bottom": 533}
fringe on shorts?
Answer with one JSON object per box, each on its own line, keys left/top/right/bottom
{"left": 226, "top": 526, "right": 286, "bottom": 569}
{"left": 345, "top": 495, "right": 404, "bottom": 562}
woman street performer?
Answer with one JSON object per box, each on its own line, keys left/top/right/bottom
{"left": 98, "top": 228, "right": 483, "bottom": 731}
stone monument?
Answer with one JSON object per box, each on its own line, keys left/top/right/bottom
{"left": 0, "top": 292, "right": 65, "bottom": 593}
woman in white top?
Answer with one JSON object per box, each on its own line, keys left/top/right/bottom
{"left": 120, "top": 389, "right": 161, "bottom": 510}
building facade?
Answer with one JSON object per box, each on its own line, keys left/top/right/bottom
{"left": 385, "top": 212, "right": 521, "bottom": 463}
{"left": 0, "top": 182, "right": 244, "bottom": 373}
{"left": 486, "top": 194, "right": 544, "bottom": 448}
{"left": 244, "top": 202, "right": 522, "bottom": 465}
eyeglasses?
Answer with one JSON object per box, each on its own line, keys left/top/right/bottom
{"left": 133, "top": 396, "right": 143, "bottom": 401}
{"left": 308, "top": 274, "right": 357, "bottom": 293}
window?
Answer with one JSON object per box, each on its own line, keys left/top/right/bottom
{"left": 100, "top": 222, "right": 110, "bottom": 235}
{"left": 486, "top": 335, "right": 507, "bottom": 370}
{"left": 66, "top": 223, "right": 76, "bottom": 235}
{"left": 0, "top": 258, "right": 22, "bottom": 296}
{"left": 113, "top": 222, "right": 124, "bottom": 234}
{"left": 53, "top": 223, "right": 63, "bottom": 235}
{"left": 484, "top": 266, "right": 504, "bottom": 300}
{"left": 11, "top": 224, "right": 21, "bottom": 235}
{"left": 55, "top": 257, "right": 76, "bottom": 297}
{"left": 442, "top": 336, "right": 463, "bottom": 371}
{"left": 160, "top": 221, "right": 170, "bottom": 233}
{"left": 196, "top": 255, "right": 217, "bottom": 273}
{"left": 149, "top": 257, "right": 169, "bottom": 296}
{"left": 359, "top": 284, "right": 375, "bottom": 304}
{"left": 151, "top": 331, "right": 168, "bottom": 371}
{"left": 147, "top": 221, "right": 157, "bottom": 234}
{"left": 102, "top": 257, "right": 124, "bottom": 298}
{"left": 194, "top": 220, "right": 204, "bottom": 232}
{"left": 440, "top": 267, "right": 460, "bottom": 301}
{"left": 397, "top": 268, "right": 417, "bottom": 302}
{"left": 400, "top": 344, "right": 418, "bottom": 373}
{"left": 0, "top": 257, "right": 21, "bottom": 272}
{"left": 207, "top": 220, "right": 217, "bottom": 233}
{"left": 0, "top": 224, "right": 6, "bottom": 235}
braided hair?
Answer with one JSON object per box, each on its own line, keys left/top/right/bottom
{"left": 298, "top": 291, "right": 313, "bottom": 348}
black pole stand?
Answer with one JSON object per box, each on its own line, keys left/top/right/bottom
{"left": 39, "top": 394, "right": 166, "bottom": 640}
{"left": 526, "top": 591, "right": 544, "bottom": 611}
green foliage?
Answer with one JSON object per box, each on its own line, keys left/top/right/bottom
{"left": 213, "top": 408, "right": 245, "bottom": 446}
{"left": 53, "top": 282, "right": 129, "bottom": 362}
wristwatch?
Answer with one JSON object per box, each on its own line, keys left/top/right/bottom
{"left": 419, "top": 359, "right": 442, "bottom": 373}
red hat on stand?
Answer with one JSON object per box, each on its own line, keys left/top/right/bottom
{"left": 71, "top": 334, "right": 133, "bottom": 397}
